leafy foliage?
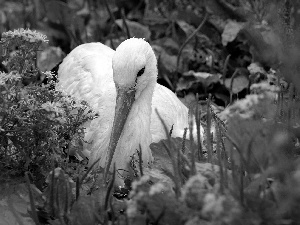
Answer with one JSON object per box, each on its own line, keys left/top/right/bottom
{"left": 0, "top": 28, "right": 93, "bottom": 187}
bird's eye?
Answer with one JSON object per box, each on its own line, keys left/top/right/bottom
{"left": 137, "top": 67, "right": 145, "bottom": 77}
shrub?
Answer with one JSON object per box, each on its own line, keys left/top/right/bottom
{"left": 0, "top": 29, "right": 94, "bottom": 187}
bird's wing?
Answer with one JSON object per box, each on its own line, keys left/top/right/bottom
{"left": 57, "top": 43, "right": 115, "bottom": 109}
{"left": 57, "top": 43, "right": 117, "bottom": 168}
{"left": 151, "top": 84, "right": 190, "bottom": 143}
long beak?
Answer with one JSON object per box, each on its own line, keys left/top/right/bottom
{"left": 103, "top": 85, "right": 136, "bottom": 183}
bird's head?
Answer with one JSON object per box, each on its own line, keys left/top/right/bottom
{"left": 104, "top": 38, "right": 157, "bottom": 182}
{"left": 112, "top": 38, "right": 157, "bottom": 99}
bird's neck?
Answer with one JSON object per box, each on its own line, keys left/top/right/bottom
{"left": 116, "top": 82, "right": 155, "bottom": 168}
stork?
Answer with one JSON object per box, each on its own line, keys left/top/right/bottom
{"left": 57, "top": 38, "right": 202, "bottom": 184}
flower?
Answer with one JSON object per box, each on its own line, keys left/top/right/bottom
{"left": 149, "top": 182, "right": 165, "bottom": 196}
{"left": 250, "top": 82, "right": 280, "bottom": 95}
{"left": 131, "top": 175, "right": 150, "bottom": 194}
{"left": 1, "top": 28, "right": 48, "bottom": 43}
{"left": 41, "top": 101, "right": 64, "bottom": 115}
{"left": 202, "top": 193, "right": 225, "bottom": 217}
{"left": 126, "top": 199, "right": 138, "bottom": 218}
{"left": 219, "top": 93, "right": 274, "bottom": 121}
{"left": 201, "top": 192, "right": 241, "bottom": 223}
{"left": 0, "top": 71, "right": 21, "bottom": 84}
{"left": 181, "top": 174, "right": 212, "bottom": 210}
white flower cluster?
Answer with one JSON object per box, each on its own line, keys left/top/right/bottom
{"left": 202, "top": 193, "right": 225, "bottom": 217}
{"left": 148, "top": 182, "right": 165, "bottom": 196}
{"left": 250, "top": 82, "right": 280, "bottom": 94}
{"left": 42, "top": 71, "right": 55, "bottom": 80}
{"left": 0, "top": 71, "right": 21, "bottom": 85}
{"left": 181, "top": 174, "right": 212, "bottom": 210}
{"left": 201, "top": 192, "right": 241, "bottom": 223}
{"left": 41, "top": 101, "right": 64, "bottom": 115}
{"left": 126, "top": 175, "right": 152, "bottom": 218}
{"left": 247, "top": 62, "right": 266, "bottom": 74}
{"left": 219, "top": 93, "right": 270, "bottom": 121}
{"left": 126, "top": 199, "right": 138, "bottom": 218}
{"left": 131, "top": 175, "right": 150, "bottom": 194}
{"left": 1, "top": 28, "right": 48, "bottom": 43}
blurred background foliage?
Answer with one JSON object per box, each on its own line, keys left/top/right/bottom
{"left": 1, "top": 0, "right": 300, "bottom": 106}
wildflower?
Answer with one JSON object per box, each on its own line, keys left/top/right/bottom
{"left": 42, "top": 71, "right": 56, "bottom": 80}
{"left": 1, "top": 28, "right": 48, "bottom": 43}
{"left": 201, "top": 192, "right": 241, "bottom": 223}
{"left": 202, "top": 193, "right": 225, "bottom": 217}
{"left": 0, "top": 71, "right": 21, "bottom": 84}
{"left": 250, "top": 82, "right": 280, "bottom": 95}
{"left": 219, "top": 93, "right": 271, "bottom": 120}
{"left": 149, "top": 182, "right": 165, "bottom": 196}
{"left": 181, "top": 174, "right": 212, "bottom": 210}
{"left": 41, "top": 101, "right": 64, "bottom": 115}
{"left": 127, "top": 175, "right": 151, "bottom": 201}
{"left": 248, "top": 62, "right": 265, "bottom": 74}
{"left": 126, "top": 199, "right": 138, "bottom": 218}
{"left": 131, "top": 175, "right": 150, "bottom": 192}
{"left": 47, "top": 167, "right": 63, "bottom": 179}
{"left": 46, "top": 167, "right": 75, "bottom": 186}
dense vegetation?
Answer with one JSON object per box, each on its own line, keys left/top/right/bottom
{"left": 1, "top": 0, "right": 300, "bottom": 224}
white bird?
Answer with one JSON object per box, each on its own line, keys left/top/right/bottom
{"left": 57, "top": 38, "right": 202, "bottom": 184}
